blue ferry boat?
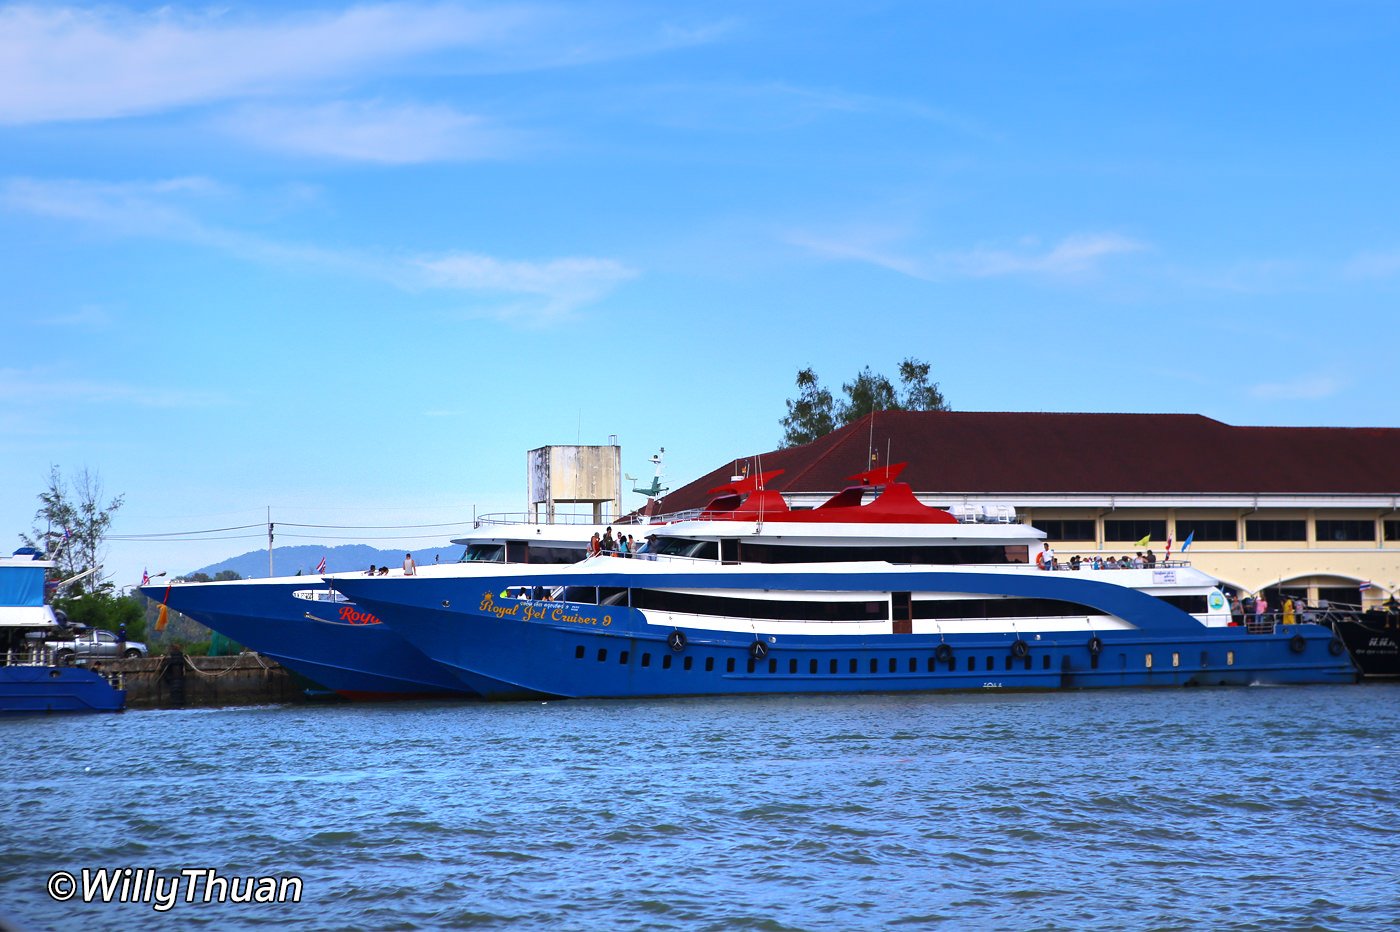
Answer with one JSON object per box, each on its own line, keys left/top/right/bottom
{"left": 326, "top": 466, "right": 1359, "bottom": 699}
{"left": 142, "top": 522, "right": 601, "bottom": 700}
{"left": 1, "top": 548, "right": 126, "bottom": 715}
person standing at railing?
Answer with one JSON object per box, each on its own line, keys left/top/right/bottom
{"left": 1255, "top": 594, "right": 1269, "bottom": 628}
{"left": 1282, "top": 597, "right": 1296, "bottom": 625}
{"left": 588, "top": 533, "right": 602, "bottom": 557}
{"left": 602, "top": 527, "right": 615, "bottom": 555}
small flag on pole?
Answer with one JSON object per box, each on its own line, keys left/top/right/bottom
{"left": 1359, "top": 581, "right": 1374, "bottom": 591}
{"left": 1135, "top": 533, "right": 1151, "bottom": 547}
{"left": 1182, "top": 531, "right": 1195, "bottom": 552}
{"left": 140, "top": 568, "right": 150, "bottom": 586}
{"left": 315, "top": 556, "right": 327, "bottom": 575}
{"left": 1165, "top": 535, "right": 1173, "bottom": 561}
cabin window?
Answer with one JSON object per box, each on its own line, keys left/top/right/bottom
{"left": 705, "top": 657, "right": 715, "bottom": 672}
{"left": 641, "top": 653, "right": 651, "bottom": 667}
{"left": 810, "top": 659, "right": 819, "bottom": 674}
{"left": 662, "top": 655, "right": 672, "bottom": 669}
{"left": 633, "top": 589, "right": 884, "bottom": 621}
{"left": 726, "top": 657, "right": 735, "bottom": 673}
{"left": 915, "top": 597, "right": 1099, "bottom": 620}
{"left": 683, "top": 656, "right": 693, "bottom": 671}
{"left": 789, "top": 658, "right": 798, "bottom": 674}
{"left": 1042, "top": 654, "right": 1051, "bottom": 670}
{"left": 1159, "top": 595, "right": 1209, "bottom": 614}
{"left": 768, "top": 659, "right": 777, "bottom": 674}
{"left": 888, "top": 658, "right": 897, "bottom": 673}
{"left": 596, "top": 648, "right": 607, "bottom": 662}
{"left": 870, "top": 658, "right": 878, "bottom": 674}
{"left": 574, "top": 645, "right": 585, "bottom": 659}
{"left": 619, "top": 651, "right": 629, "bottom": 664}
{"left": 829, "top": 659, "right": 838, "bottom": 674}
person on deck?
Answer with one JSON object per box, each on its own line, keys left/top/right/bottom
{"left": 403, "top": 553, "right": 416, "bottom": 576}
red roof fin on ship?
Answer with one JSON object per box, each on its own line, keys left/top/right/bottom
{"left": 846, "top": 462, "right": 908, "bottom": 486}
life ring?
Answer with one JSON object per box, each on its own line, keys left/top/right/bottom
{"left": 1087, "top": 636, "right": 1103, "bottom": 657}
{"left": 749, "top": 640, "right": 768, "bottom": 661}
{"left": 1328, "top": 638, "right": 1346, "bottom": 657}
{"left": 1289, "top": 634, "right": 1307, "bottom": 654}
{"left": 667, "top": 630, "right": 686, "bottom": 652}
{"left": 1011, "top": 639, "right": 1030, "bottom": 659}
{"left": 935, "top": 643, "right": 953, "bottom": 664}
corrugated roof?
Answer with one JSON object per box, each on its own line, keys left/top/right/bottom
{"left": 659, "top": 412, "right": 1400, "bottom": 509}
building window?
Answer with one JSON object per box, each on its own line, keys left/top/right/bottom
{"left": 1037, "top": 519, "right": 1096, "bottom": 540}
{"left": 1245, "top": 520, "right": 1306, "bottom": 542}
{"left": 1386, "top": 520, "right": 1400, "bottom": 542}
{"left": 1316, "top": 520, "right": 1375, "bottom": 542}
{"left": 1174, "top": 519, "right": 1237, "bottom": 542}
{"left": 1104, "top": 519, "right": 1166, "bottom": 542}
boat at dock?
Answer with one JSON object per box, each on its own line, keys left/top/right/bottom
{"left": 1, "top": 548, "right": 126, "bottom": 715}
{"left": 141, "top": 521, "right": 605, "bottom": 700}
{"left": 327, "top": 465, "right": 1359, "bottom": 699}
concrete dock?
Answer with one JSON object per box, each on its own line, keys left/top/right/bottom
{"left": 98, "top": 651, "right": 312, "bottom": 708}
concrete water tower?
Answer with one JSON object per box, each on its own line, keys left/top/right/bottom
{"left": 527, "top": 440, "right": 622, "bottom": 523}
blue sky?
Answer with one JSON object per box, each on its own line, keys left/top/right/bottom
{"left": 4, "top": 1, "right": 1398, "bottom": 587}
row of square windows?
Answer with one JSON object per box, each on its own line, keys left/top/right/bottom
{"left": 570, "top": 644, "right": 1230, "bottom": 672}
{"left": 1037, "top": 518, "right": 1400, "bottom": 543}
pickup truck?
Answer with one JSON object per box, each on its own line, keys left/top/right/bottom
{"left": 45, "top": 628, "right": 148, "bottom": 664}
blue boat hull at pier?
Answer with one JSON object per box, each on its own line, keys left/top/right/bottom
{"left": 332, "top": 567, "right": 1359, "bottom": 700}
{"left": 142, "top": 581, "right": 475, "bottom": 700}
{"left": 0, "top": 666, "right": 126, "bottom": 714}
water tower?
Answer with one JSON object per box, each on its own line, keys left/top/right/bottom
{"left": 527, "top": 440, "right": 622, "bottom": 523}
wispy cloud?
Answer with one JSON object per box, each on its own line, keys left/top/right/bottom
{"left": 0, "top": 366, "right": 229, "bottom": 409}
{"left": 37, "top": 305, "right": 117, "bottom": 331}
{"left": 789, "top": 228, "right": 1146, "bottom": 281}
{"left": 213, "top": 99, "right": 525, "bottom": 164}
{"left": 2, "top": 176, "right": 635, "bottom": 323}
{"left": 1248, "top": 376, "right": 1345, "bottom": 401}
{"left": 1344, "top": 248, "right": 1400, "bottom": 279}
{"left": 0, "top": 4, "right": 532, "bottom": 124}
{"left": 416, "top": 253, "right": 638, "bottom": 324}
{"left": 0, "top": 4, "right": 731, "bottom": 126}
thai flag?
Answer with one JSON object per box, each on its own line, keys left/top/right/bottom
{"left": 315, "top": 556, "right": 327, "bottom": 575}
{"left": 1182, "top": 531, "right": 1195, "bottom": 552}
{"left": 1359, "top": 581, "right": 1374, "bottom": 591}
{"left": 140, "top": 568, "right": 150, "bottom": 586}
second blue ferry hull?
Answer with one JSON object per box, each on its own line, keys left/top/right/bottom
{"left": 141, "top": 582, "right": 477, "bottom": 700}
{"left": 331, "top": 569, "right": 1359, "bottom": 700}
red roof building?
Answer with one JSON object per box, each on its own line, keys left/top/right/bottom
{"left": 657, "top": 412, "right": 1400, "bottom": 607}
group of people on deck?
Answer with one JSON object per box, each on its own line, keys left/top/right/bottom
{"left": 588, "top": 528, "right": 656, "bottom": 559}
{"left": 1036, "top": 543, "right": 1158, "bottom": 571}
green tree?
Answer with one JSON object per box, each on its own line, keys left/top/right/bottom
{"left": 21, "top": 465, "right": 125, "bottom": 594}
{"left": 54, "top": 591, "right": 145, "bottom": 642}
{"left": 779, "top": 357, "right": 950, "bottom": 446}
{"left": 779, "top": 367, "right": 837, "bottom": 447}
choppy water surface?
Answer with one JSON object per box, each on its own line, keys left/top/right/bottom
{"left": 2, "top": 685, "right": 1397, "bottom": 930}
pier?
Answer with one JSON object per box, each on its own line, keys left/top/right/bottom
{"left": 98, "top": 651, "right": 310, "bottom": 709}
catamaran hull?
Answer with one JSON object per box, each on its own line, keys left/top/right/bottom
{"left": 334, "top": 570, "right": 1358, "bottom": 700}
{"left": 142, "top": 582, "right": 477, "bottom": 700}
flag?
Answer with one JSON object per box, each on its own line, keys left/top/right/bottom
{"left": 315, "top": 556, "right": 327, "bottom": 575}
{"left": 1359, "top": 581, "right": 1374, "bottom": 591}
{"left": 1182, "top": 531, "right": 1195, "bottom": 552}
{"left": 1135, "top": 533, "right": 1151, "bottom": 547}
{"left": 1165, "top": 536, "right": 1173, "bottom": 560}
{"left": 141, "top": 568, "right": 150, "bottom": 586}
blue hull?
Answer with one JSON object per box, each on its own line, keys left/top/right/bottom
{"left": 0, "top": 666, "right": 126, "bottom": 714}
{"left": 142, "top": 582, "right": 476, "bottom": 700}
{"left": 332, "top": 570, "right": 1359, "bottom": 700}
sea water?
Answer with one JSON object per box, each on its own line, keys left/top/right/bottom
{"left": 1, "top": 685, "right": 1396, "bottom": 931}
